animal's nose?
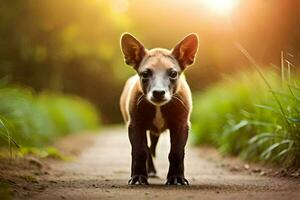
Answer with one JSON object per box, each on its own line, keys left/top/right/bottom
{"left": 152, "top": 90, "right": 165, "bottom": 100}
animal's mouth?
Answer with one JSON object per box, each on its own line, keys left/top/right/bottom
{"left": 148, "top": 97, "right": 170, "bottom": 106}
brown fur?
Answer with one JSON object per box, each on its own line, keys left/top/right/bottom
{"left": 120, "top": 33, "right": 198, "bottom": 185}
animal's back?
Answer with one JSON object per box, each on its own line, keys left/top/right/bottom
{"left": 120, "top": 75, "right": 139, "bottom": 123}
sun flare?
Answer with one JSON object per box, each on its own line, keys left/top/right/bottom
{"left": 200, "top": 0, "right": 237, "bottom": 15}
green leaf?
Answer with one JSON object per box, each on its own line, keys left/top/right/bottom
{"left": 0, "top": 118, "right": 19, "bottom": 148}
{"left": 271, "top": 148, "right": 292, "bottom": 161}
{"left": 249, "top": 133, "right": 275, "bottom": 144}
{"left": 260, "top": 140, "right": 292, "bottom": 160}
{"left": 254, "top": 104, "right": 280, "bottom": 114}
{"left": 270, "top": 89, "right": 295, "bottom": 100}
{"left": 230, "top": 120, "right": 249, "bottom": 132}
{"left": 249, "top": 120, "right": 280, "bottom": 128}
{"left": 287, "top": 117, "right": 300, "bottom": 123}
{"left": 287, "top": 84, "right": 300, "bottom": 91}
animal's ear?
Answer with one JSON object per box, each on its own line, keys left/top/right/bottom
{"left": 120, "top": 33, "right": 146, "bottom": 69}
{"left": 172, "top": 33, "right": 198, "bottom": 70}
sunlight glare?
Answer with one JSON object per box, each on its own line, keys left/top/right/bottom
{"left": 200, "top": 0, "right": 237, "bottom": 15}
{"left": 110, "top": 0, "right": 128, "bottom": 14}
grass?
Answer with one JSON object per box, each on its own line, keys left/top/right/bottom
{"left": 191, "top": 69, "right": 300, "bottom": 168}
{"left": 0, "top": 85, "right": 100, "bottom": 153}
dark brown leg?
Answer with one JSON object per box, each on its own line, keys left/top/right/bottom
{"left": 128, "top": 124, "right": 148, "bottom": 185}
{"left": 166, "top": 124, "right": 189, "bottom": 185}
{"left": 150, "top": 133, "right": 159, "bottom": 157}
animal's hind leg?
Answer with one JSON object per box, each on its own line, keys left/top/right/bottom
{"left": 147, "top": 132, "right": 160, "bottom": 177}
{"left": 150, "top": 133, "right": 159, "bottom": 157}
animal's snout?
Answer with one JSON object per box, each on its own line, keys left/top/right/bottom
{"left": 148, "top": 89, "right": 171, "bottom": 106}
{"left": 152, "top": 90, "right": 165, "bottom": 101}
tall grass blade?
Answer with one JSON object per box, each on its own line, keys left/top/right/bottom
{"left": 281, "top": 51, "right": 285, "bottom": 85}
{"left": 234, "top": 42, "right": 289, "bottom": 125}
{"left": 254, "top": 104, "right": 281, "bottom": 114}
{"left": 0, "top": 118, "right": 19, "bottom": 157}
{"left": 249, "top": 133, "right": 276, "bottom": 144}
{"left": 260, "top": 140, "right": 292, "bottom": 160}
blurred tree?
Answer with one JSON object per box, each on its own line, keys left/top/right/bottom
{"left": 0, "top": 0, "right": 299, "bottom": 123}
{"left": 0, "top": 0, "right": 132, "bottom": 123}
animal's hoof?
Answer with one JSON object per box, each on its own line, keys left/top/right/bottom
{"left": 166, "top": 176, "right": 189, "bottom": 185}
{"left": 128, "top": 175, "right": 149, "bottom": 185}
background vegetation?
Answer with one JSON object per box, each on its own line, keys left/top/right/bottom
{"left": 191, "top": 68, "right": 300, "bottom": 168}
{"left": 0, "top": 84, "right": 99, "bottom": 150}
{"left": 0, "top": 0, "right": 299, "bottom": 168}
{"left": 0, "top": 0, "right": 299, "bottom": 123}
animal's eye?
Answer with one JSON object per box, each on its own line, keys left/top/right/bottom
{"left": 169, "top": 70, "right": 178, "bottom": 79}
{"left": 140, "top": 70, "right": 152, "bottom": 79}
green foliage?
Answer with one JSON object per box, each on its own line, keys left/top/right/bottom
{"left": 191, "top": 70, "right": 300, "bottom": 168}
{"left": 0, "top": 0, "right": 131, "bottom": 123}
{"left": 18, "top": 147, "right": 71, "bottom": 160}
{"left": 0, "top": 86, "right": 100, "bottom": 149}
{"left": 38, "top": 94, "right": 99, "bottom": 135}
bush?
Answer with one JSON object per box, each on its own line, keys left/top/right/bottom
{"left": 0, "top": 86, "right": 100, "bottom": 148}
{"left": 191, "top": 70, "right": 300, "bottom": 168}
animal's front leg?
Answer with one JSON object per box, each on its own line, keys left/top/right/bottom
{"left": 166, "top": 124, "right": 189, "bottom": 185}
{"left": 128, "top": 124, "right": 148, "bottom": 185}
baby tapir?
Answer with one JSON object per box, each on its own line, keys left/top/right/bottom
{"left": 119, "top": 33, "right": 198, "bottom": 185}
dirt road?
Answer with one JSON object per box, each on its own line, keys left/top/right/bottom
{"left": 12, "top": 127, "right": 300, "bottom": 199}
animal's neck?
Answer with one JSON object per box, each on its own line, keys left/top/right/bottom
{"left": 153, "top": 106, "right": 165, "bottom": 133}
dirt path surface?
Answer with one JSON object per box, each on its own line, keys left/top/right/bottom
{"left": 14, "top": 127, "right": 300, "bottom": 199}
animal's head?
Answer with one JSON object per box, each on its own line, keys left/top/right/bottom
{"left": 120, "top": 33, "right": 198, "bottom": 106}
